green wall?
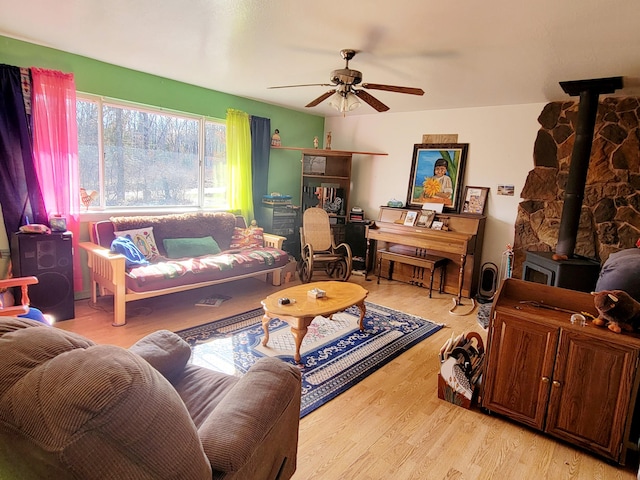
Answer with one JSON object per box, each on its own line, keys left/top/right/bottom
{"left": 0, "top": 35, "right": 323, "bottom": 202}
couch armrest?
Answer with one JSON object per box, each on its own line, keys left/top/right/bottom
{"left": 80, "top": 241, "right": 128, "bottom": 326}
{"left": 198, "top": 357, "right": 301, "bottom": 473}
{"left": 129, "top": 330, "right": 191, "bottom": 383}
{"left": 263, "top": 233, "right": 286, "bottom": 250}
{"left": 80, "top": 241, "right": 127, "bottom": 281}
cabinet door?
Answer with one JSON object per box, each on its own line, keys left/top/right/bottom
{"left": 483, "top": 313, "right": 558, "bottom": 430}
{"left": 545, "top": 330, "right": 638, "bottom": 461}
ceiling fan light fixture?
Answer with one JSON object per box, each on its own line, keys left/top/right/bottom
{"left": 328, "top": 91, "right": 361, "bottom": 113}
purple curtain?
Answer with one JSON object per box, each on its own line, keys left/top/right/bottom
{"left": 0, "top": 64, "right": 47, "bottom": 236}
{"left": 250, "top": 115, "right": 271, "bottom": 214}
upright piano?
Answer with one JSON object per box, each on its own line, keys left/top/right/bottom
{"left": 366, "top": 207, "right": 486, "bottom": 301}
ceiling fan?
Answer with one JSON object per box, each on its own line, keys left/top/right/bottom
{"left": 268, "top": 49, "right": 425, "bottom": 113}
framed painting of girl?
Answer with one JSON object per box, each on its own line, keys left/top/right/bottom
{"left": 406, "top": 143, "right": 468, "bottom": 213}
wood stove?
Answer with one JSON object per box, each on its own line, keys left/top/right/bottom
{"left": 523, "top": 77, "right": 622, "bottom": 292}
{"left": 522, "top": 251, "right": 600, "bottom": 292}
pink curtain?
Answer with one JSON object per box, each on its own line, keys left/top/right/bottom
{"left": 30, "top": 68, "right": 82, "bottom": 291}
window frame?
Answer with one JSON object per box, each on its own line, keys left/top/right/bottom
{"left": 76, "top": 93, "right": 227, "bottom": 215}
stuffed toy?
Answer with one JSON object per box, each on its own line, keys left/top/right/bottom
{"left": 591, "top": 290, "right": 640, "bottom": 333}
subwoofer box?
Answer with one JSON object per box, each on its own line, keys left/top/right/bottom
{"left": 11, "top": 232, "right": 75, "bottom": 321}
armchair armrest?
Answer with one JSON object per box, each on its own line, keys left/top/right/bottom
{"left": 198, "top": 357, "right": 301, "bottom": 473}
{"left": 0, "top": 276, "right": 38, "bottom": 317}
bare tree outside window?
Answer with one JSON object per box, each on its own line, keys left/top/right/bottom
{"left": 77, "top": 96, "right": 227, "bottom": 210}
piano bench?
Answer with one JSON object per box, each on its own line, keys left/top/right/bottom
{"left": 377, "top": 249, "right": 448, "bottom": 298}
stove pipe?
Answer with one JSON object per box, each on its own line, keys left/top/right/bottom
{"left": 555, "top": 77, "right": 623, "bottom": 258}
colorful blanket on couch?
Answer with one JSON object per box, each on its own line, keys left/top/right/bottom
{"left": 126, "top": 247, "right": 285, "bottom": 287}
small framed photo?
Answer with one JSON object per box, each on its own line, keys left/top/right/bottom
{"left": 461, "top": 186, "right": 489, "bottom": 215}
{"left": 403, "top": 210, "right": 418, "bottom": 226}
{"left": 416, "top": 210, "right": 436, "bottom": 228}
{"left": 431, "top": 220, "right": 444, "bottom": 230}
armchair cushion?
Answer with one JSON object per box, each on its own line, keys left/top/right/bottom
{"left": 129, "top": 329, "right": 192, "bottom": 383}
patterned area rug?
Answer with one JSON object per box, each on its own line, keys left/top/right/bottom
{"left": 177, "top": 302, "right": 444, "bottom": 417}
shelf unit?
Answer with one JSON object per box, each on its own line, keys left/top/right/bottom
{"left": 272, "top": 146, "right": 387, "bottom": 255}
{"left": 297, "top": 148, "right": 387, "bottom": 223}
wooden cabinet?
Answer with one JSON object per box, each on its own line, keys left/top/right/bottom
{"left": 482, "top": 278, "right": 640, "bottom": 463}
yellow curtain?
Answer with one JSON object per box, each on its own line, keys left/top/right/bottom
{"left": 226, "top": 109, "right": 253, "bottom": 221}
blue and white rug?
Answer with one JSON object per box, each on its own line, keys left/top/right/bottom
{"left": 177, "top": 302, "right": 444, "bottom": 417}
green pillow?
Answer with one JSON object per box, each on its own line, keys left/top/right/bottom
{"left": 163, "top": 236, "right": 221, "bottom": 259}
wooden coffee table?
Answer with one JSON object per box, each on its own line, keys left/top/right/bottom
{"left": 261, "top": 281, "right": 368, "bottom": 364}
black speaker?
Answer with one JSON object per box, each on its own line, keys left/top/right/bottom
{"left": 477, "top": 262, "right": 499, "bottom": 303}
{"left": 345, "top": 222, "right": 375, "bottom": 272}
{"left": 11, "top": 232, "right": 75, "bottom": 321}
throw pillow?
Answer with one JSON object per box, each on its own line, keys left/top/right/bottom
{"left": 163, "top": 236, "right": 222, "bottom": 259}
{"left": 114, "top": 227, "right": 160, "bottom": 261}
{"left": 229, "top": 227, "right": 264, "bottom": 249}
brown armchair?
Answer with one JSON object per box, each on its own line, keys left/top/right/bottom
{"left": 0, "top": 318, "right": 302, "bottom": 479}
{"left": 0, "top": 276, "right": 38, "bottom": 317}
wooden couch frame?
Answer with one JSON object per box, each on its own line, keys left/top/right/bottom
{"left": 81, "top": 220, "right": 286, "bottom": 327}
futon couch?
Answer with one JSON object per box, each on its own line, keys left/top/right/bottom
{"left": 81, "top": 212, "right": 290, "bottom": 326}
{"left": 0, "top": 317, "right": 302, "bottom": 480}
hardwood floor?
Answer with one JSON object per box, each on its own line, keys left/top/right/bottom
{"left": 57, "top": 275, "right": 638, "bottom": 479}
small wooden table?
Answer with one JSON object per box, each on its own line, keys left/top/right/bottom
{"left": 261, "top": 281, "right": 368, "bottom": 364}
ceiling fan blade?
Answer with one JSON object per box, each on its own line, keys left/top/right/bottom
{"left": 268, "top": 83, "right": 333, "bottom": 89}
{"left": 362, "top": 83, "right": 425, "bottom": 96}
{"left": 305, "top": 90, "right": 336, "bottom": 108}
{"left": 353, "top": 90, "right": 389, "bottom": 112}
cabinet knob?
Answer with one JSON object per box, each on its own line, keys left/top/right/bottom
{"left": 541, "top": 376, "right": 550, "bottom": 383}
{"left": 552, "top": 380, "right": 561, "bottom": 388}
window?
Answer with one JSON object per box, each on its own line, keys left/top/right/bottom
{"left": 77, "top": 95, "right": 227, "bottom": 210}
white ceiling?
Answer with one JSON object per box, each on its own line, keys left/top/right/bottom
{"left": 2, "top": 0, "right": 640, "bottom": 117}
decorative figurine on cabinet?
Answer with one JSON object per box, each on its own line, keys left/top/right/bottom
{"left": 313, "top": 136, "right": 319, "bottom": 149}
{"left": 326, "top": 131, "right": 332, "bottom": 150}
{"left": 592, "top": 290, "right": 640, "bottom": 333}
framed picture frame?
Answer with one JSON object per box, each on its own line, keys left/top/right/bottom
{"left": 406, "top": 143, "right": 468, "bottom": 213}
{"left": 461, "top": 186, "right": 489, "bottom": 215}
{"left": 403, "top": 210, "right": 418, "bottom": 226}
{"left": 416, "top": 210, "right": 436, "bottom": 228}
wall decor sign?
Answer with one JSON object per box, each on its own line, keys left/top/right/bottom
{"left": 461, "top": 186, "right": 489, "bottom": 215}
{"left": 497, "top": 184, "right": 515, "bottom": 196}
{"left": 406, "top": 143, "right": 468, "bottom": 213}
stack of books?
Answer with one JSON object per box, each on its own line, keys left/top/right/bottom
{"left": 349, "top": 207, "right": 365, "bottom": 222}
